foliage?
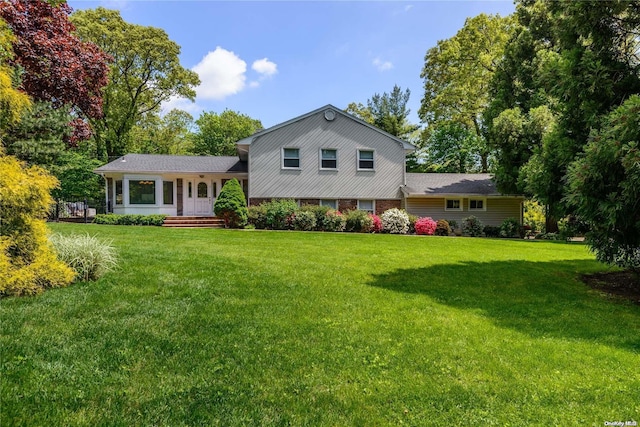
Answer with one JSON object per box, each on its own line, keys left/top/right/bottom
{"left": 0, "top": 18, "right": 31, "bottom": 136}
{"left": 447, "top": 219, "right": 458, "bottom": 230}
{"left": 193, "top": 109, "right": 262, "bottom": 156}
{"left": 483, "top": 225, "right": 501, "bottom": 238}
{"left": 435, "top": 219, "right": 451, "bottom": 236}
{"left": 93, "top": 214, "right": 166, "bottom": 226}
{"left": 381, "top": 208, "right": 410, "bottom": 234}
{"left": 462, "top": 215, "right": 484, "bottom": 237}
{"left": 0, "top": 155, "right": 74, "bottom": 296}
{"left": 247, "top": 205, "right": 268, "bottom": 230}
{"left": 369, "top": 213, "right": 383, "bottom": 233}
{"left": 71, "top": 7, "right": 200, "bottom": 159}
{"left": 50, "top": 151, "right": 103, "bottom": 202}
{"left": 415, "top": 217, "right": 437, "bottom": 236}
{"left": 420, "top": 13, "right": 515, "bottom": 170}
{"left": 261, "top": 199, "right": 298, "bottom": 230}
{"left": 213, "top": 178, "right": 248, "bottom": 228}
{"left": 500, "top": 217, "right": 521, "bottom": 238}
{"left": 344, "top": 210, "right": 373, "bottom": 233}
{"left": 567, "top": 96, "right": 640, "bottom": 272}
{"left": 0, "top": 0, "right": 109, "bottom": 140}
{"left": 292, "top": 210, "right": 317, "bottom": 232}
{"left": 524, "top": 200, "right": 545, "bottom": 233}
{"left": 300, "top": 204, "right": 332, "bottom": 231}
{"left": 49, "top": 233, "right": 117, "bottom": 282}
{"left": 321, "top": 209, "right": 345, "bottom": 232}
{"left": 407, "top": 213, "right": 418, "bottom": 234}
{"left": 421, "top": 121, "right": 483, "bottom": 173}
{"left": 129, "top": 109, "right": 195, "bottom": 155}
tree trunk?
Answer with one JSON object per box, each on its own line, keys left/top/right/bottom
{"left": 545, "top": 205, "right": 559, "bottom": 233}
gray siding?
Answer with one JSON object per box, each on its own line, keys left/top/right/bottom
{"left": 405, "top": 197, "right": 523, "bottom": 226}
{"left": 249, "top": 110, "right": 405, "bottom": 199}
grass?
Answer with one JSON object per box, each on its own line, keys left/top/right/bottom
{"left": 1, "top": 224, "right": 639, "bottom": 426}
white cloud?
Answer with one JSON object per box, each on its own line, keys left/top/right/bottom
{"left": 192, "top": 47, "right": 247, "bottom": 100}
{"left": 373, "top": 57, "right": 394, "bottom": 72}
{"left": 252, "top": 58, "right": 278, "bottom": 77}
{"left": 249, "top": 81, "right": 260, "bottom": 88}
{"left": 160, "top": 96, "right": 202, "bottom": 116}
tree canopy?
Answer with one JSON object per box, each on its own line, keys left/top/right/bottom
{"left": 193, "top": 110, "right": 262, "bottom": 156}
{"left": 71, "top": 7, "right": 200, "bottom": 159}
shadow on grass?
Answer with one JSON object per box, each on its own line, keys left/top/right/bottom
{"left": 368, "top": 259, "right": 640, "bottom": 352}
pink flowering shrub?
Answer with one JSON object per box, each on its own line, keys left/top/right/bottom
{"left": 415, "top": 217, "right": 437, "bottom": 235}
{"left": 369, "top": 214, "right": 383, "bottom": 233}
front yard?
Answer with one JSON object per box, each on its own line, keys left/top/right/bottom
{"left": 1, "top": 224, "right": 638, "bottom": 426}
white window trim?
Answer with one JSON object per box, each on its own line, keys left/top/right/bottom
{"left": 357, "top": 199, "right": 375, "bottom": 213}
{"left": 282, "top": 147, "right": 301, "bottom": 170}
{"left": 357, "top": 149, "right": 375, "bottom": 171}
{"left": 469, "top": 198, "right": 487, "bottom": 211}
{"left": 320, "top": 199, "right": 337, "bottom": 210}
{"left": 319, "top": 148, "right": 338, "bottom": 170}
{"left": 444, "top": 198, "right": 463, "bottom": 212}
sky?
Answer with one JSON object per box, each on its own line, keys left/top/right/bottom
{"left": 68, "top": 0, "right": 516, "bottom": 128}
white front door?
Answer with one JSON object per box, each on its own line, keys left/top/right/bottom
{"left": 195, "top": 181, "right": 212, "bottom": 215}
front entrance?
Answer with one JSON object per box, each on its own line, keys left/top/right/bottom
{"left": 185, "top": 179, "right": 213, "bottom": 216}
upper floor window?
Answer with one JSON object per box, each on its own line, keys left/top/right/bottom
{"left": 282, "top": 148, "right": 300, "bottom": 169}
{"left": 469, "top": 198, "right": 486, "bottom": 211}
{"left": 358, "top": 149, "right": 375, "bottom": 170}
{"left": 445, "top": 198, "right": 462, "bottom": 211}
{"left": 320, "top": 149, "right": 337, "bottom": 169}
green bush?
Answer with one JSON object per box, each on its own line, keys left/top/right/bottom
{"left": 247, "top": 205, "right": 268, "bottom": 229}
{"left": 214, "top": 178, "right": 248, "bottom": 228}
{"left": 435, "top": 219, "right": 451, "bottom": 236}
{"left": 49, "top": 233, "right": 118, "bottom": 282}
{"left": 321, "top": 209, "right": 346, "bottom": 232}
{"left": 447, "top": 219, "right": 458, "bottom": 230}
{"left": 500, "top": 217, "right": 521, "bottom": 238}
{"left": 293, "top": 210, "right": 317, "bottom": 231}
{"left": 344, "top": 210, "right": 373, "bottom": 233}
{"left": 93, "top": 214, "right": 166, "bottom": 226}
{"left": 407, "top": 213, "right": 419, "bottom": 234}
{"left": 483, "top": 225, "right": 501, "bottom": 238}
{"left": 462, "top": 216, "right": 484, "bottom": 237}
{"left": 300, "top": 205, "right": 332, "bottom": 231}
{"left": 263, "top": 199, "right": 298, "bottom": 230}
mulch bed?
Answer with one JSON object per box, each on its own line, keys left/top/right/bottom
{"left": 581, "top": 271, "right": 640, "bottom": 305}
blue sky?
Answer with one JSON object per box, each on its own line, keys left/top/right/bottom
{"left": 68, "top": 1, "right": 515, "bottom": 128}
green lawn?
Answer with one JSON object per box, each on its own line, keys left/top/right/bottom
{"left": 2, "top": 224, "right": 639, "bottom": 426}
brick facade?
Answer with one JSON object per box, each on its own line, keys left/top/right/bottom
{"left": 375, "top": 199, "right": 401, "bottom": 216}
{"left": 299, "top": 199, "right": 320, "bottom": 206}
{"left": 338, "top": 199, "right": 357, "bottom": 212}
{"left": 249, "top": 198, "right": 273, "bottom": 207}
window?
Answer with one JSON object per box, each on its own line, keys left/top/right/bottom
{"left": 320, "top": 149, "right": 337, "bottom": 169}
{"left": 129, "top": 180, "right": 155, "bottom": 205}
{"left": 320, "top": 199, "right": 337, "bottom": 209}
{"left": 445, "top": 198, "right": 462, "bottom": 211}
{"left": 282, "top": 148, "right": 300, "bottom": 168}
{"left": 358, "top": 150, "right": 374, "bottom": 170}
{"left": 197, "top": 182, "right": 208, "bottom": 198}
{"left": 188, "top": 181, "right": 192, "bottom": 198}
{"left": 358, "top": 200, "right": 374, "bottom": 214}
{"left": 469, "top": 198, "right": 486, "bottom": 211}
{"left": 115, "top": 180, "right": 123, "bottom": 205}
{"left": 163, "top": 181, "right": 173, "bottom": 205}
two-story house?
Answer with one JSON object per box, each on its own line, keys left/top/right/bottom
{"left": 95, "top": 105, "right": 524, "bottom": 224}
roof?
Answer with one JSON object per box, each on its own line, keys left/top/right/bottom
{"left": 403, "top": 173, "right": 508, "bottom": 197}
{"left": 94, "top": 154, "right": 247, "bottom": 174}
{"left": 236, "top": 104, "right": 416, "bottom": 151}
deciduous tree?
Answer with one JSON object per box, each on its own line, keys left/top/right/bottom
{"left": 193, "top": 110, "right": 262, "bottom": 156}
{"left": 129, "top": 109, "right": 195, "bottom": 155}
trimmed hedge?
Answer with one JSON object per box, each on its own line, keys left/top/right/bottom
{"left": 93, "top": 214, "right": 166, "bottom": 226}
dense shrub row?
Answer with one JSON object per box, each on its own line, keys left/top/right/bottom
{"left": 93, "top": 214, "right": 166, "bottom": 226}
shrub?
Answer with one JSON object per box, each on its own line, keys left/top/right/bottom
{"left": 500, "top": 217, "right": 521, "bottom": 238}
{"left": 435, "top": 219, "right": 451, "bottom": 236}
{"left": 322, "top": 210, "right": 346, "bottom": 232}
{"left": 369, "top": 214, "right": 383, "bottom": 233}
{"left": 524, "top": 200, "right": 545, "bottom": 233}
{"left": 447, "top": 219, "right": 458, "bottom": 230}
{"left": 381, "top": 208, "right": 410, "bottom": 234}
{"left": 483, "top": 225, "right": 501, "bottom": 238}
{"left": 263, "top": 199, "right": 298, "bottom": 230}
{"left": 49, "top": 234, "right": 118, "bottom": 282}
{"left": 300, "top": 205, "right": 332, "bottom": 231}
{"left": 462, "top": 215, "right": 484, "bottom": 237}
{"left": 292, "top": 210, "right": 316, "bottom": 231}
{"left": 93, "top": 214, "right": 166, "bottom": 226}
{"left": 344, "top": 210, "right": 373, "bottom": 233}
{"left": 247, "top": 205, "right": 268, "bottom": 229}
{"left": 214, "top": 178, "right": 248, "bottom": 228}
{"left": 407, "top": 214, "right": 419, "bottom": 234}
{"left": 415, "top": 217, "right": 437, "bottom": 235}
{"left": 0, "top": 155, "right": 75, "bottom": 296}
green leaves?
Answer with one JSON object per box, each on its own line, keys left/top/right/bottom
{"left": 193, "top": 110, "right": 262, "bottom": 156}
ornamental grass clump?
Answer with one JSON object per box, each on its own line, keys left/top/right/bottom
{"left": 415, "top": 217, "right": 437, "bottom": 235}
{"left": 49, "top": 234, "right": 118, "bottom": 282}
{"left": 381, "top": 208, "right": 410, "bottom": 234}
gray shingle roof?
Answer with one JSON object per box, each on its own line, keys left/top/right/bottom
{"left": 94, "top": 154, "right": 247, "bottom": 174}
{"left": 404, "top": 173, "right": 500, "bottom": 196}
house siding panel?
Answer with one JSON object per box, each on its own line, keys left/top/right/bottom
{"left": 249, "top": 110, "right": 405, "bottom": 200}
{"left": 405, "top": 197, "right": 522, "bottom": 226}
